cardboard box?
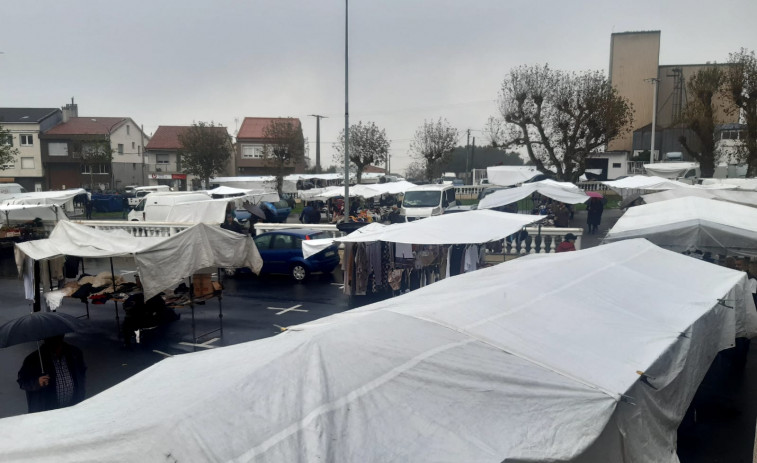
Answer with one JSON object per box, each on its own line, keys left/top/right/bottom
{"left": 193, "top": 274, "right": 213, "bottom": 297}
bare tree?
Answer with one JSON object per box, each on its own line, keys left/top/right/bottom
{"left": 263, "top": 118, "right": 305, "bottom": 195}
{"left": 333, "top": 121, "right": 390, "bottom": 183}
{"left": 403, "top": 161, "right": 426, "bottom": 181}
{"left": 410, "top": 118, "right": 459, "bottom": 182}
{"left": 491, "top": 64, "right": 633, "bottom": 182}
{"left": 677, "top": 66, "right": 729, "bottom": 178}
{"left": 726, "top": 48, "right": 757, "bottom": 176}
{"left": 0, "top": 124, "right": 19, "bottom": 170}
{"left": 178, "top": 122, "right": 233, "bottom": 189}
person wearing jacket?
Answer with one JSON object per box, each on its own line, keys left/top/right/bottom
{"left": 17, "top": 335, "right": 87, "bottom": 413}
{"left": 555, "top": 233, "right": 577, "bottom": 253}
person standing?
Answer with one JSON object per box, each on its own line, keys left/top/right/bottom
{"left": 17, "top": 335, "right": 87, "bottom": 413}
{"left": 586, "top": 197, "right": 604, "bottom": 234}
{"left": 121, "top": 195, "right": 130, "bottom": 220}
{"left": 84, "top": 193, "right": 93, "bottom": 220}
{"left": 300, "top": 202, "right": 316, "bottom": 224}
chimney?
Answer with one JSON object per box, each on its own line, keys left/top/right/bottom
{"left": 62, "top": 97, "right": 78, "bottom": 122}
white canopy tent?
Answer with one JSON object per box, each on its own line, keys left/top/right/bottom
{"left": 14, "top": 221, "right": 263, "bottom": 300}
{"left": 603, "top": 196, "right": 757, "bottom": 256}
{"left": 641, "top": 188, "right": 757, "bottom": 208}
{"left": 486, "top": 165, "right": 543, "bottom": 186}
{"left": 0, "top": 204, "right": 69, "bottom": 225}
{"left": 603, "top": 175, "right": 736, "bottom": 203}
{"left": 643, "top": 162, "right": 699, "bottom": 179}
{"left": 700, "top": 178, "right": 757, "bottom": 191}
{"left": 0, "top": 239, "right": 754, "bottom": 462}
{"left": 478, "top": 180, "right": 589, "bottom": 210}
{"left": 302, "top": 210, "right": 542, "bottom": 258}
{"left": 0, "top": 188, "right": 86, "bottom": 206}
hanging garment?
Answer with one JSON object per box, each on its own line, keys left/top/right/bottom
{"left": 395, "top": 243, "right": 413, "bottom": 259}
{"left": 23, "top": 257, "right": 34, "bottom": 301}
{"left": 464, "top": 245, "right": 479, "bottom": 273}
{"left": 355, "top": 243, "right": 369, "bottom": 296}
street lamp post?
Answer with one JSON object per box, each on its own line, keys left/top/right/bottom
{"left": 645, "top": 77, "right": 659, "bottom": 164}
{"left": 344, "top": 0, "right": 350, "bottom": 219}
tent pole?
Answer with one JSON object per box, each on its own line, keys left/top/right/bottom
{"left": 33, "top": 260, "right": 41, "bottom": 312}
{"left": 217, "top": 267, "right": 223, "bottom": 337}
{"left": 189, "top": 276, "right": 196, "bottom": 351}
{"left": 110, "top": 258, "right": 120, "bottom": 336}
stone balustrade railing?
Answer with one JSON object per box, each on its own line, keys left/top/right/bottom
{"left": 75, "top": 221, "right": 192, "bottom": 237}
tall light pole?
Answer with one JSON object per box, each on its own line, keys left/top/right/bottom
{"left": 309, "top": 115, "right": 327, "bottom": 174}
{"left": 645, "top": 77, "right": 659, "bottom": 164}
{"left": 344, "top": 0, "right": 350, "bottom": 218}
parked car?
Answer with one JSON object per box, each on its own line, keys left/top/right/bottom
{"left": 261, "top": 200, "right": 292, "bottom": 223}
{"left": 253, "top": 229, "right": 340, "bottom": 281}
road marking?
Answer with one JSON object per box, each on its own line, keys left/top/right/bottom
{"left": 331, "top": 283, "right": 345, "bottom": 289}
{"left": 153, "top": 350, "right": 173, "bottom": 358}
{"left": 266, "top": 304, "right": 307, "bottom": 315}
{"left": 178, "top": 337, "right": 220, "bottom": 349}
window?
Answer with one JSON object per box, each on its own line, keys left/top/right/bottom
{"left": 132, "top": 141, "right": 136, "bottom": 150}
{"left": 254, "top": 234, "right": 272, "bottom": 250}
{"left": 272, "top": 234, "right": 294, "bottom": 249}
{"left": 612, "top": 163, "right": 622, "bottom": 168}
{"left": 156, "top": 154, "right": 169, "bottom": 164}
{"left": 1, "top": 134, "right": 12, "bottom": 146}
{"left": 20, "top": 158, "right": 35, "bottom": 169}
{"left": 241, "top": 144, "right": 264, "bottom": 159}
{"left": 126, "top": 125, "right": 130, "bottom": 135}
{"left": 117, "top": 144, "right": 124, "bottom": 154}
{"left": 81, "top": 164, "right": 109, "bottom": 174}
{"left": 20, "top": 134, "right": 33, "bottom": 146}
{"left": 48, "top": 142, "right": 68, "bottom": 156}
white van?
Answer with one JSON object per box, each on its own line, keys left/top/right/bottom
{"left": 128, "top": 192, "right": 211, "bottom": 222}
{"left": 128, "top": 185, "right": 171, "bottom": 207}
{"left": 0, "top": 183, "right": 27, "bottom": 197}
{"left": 400, "top": 184, "right": 457, "bottom": 222}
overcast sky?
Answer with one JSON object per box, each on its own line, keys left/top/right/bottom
{"left": 2, "top": 0, "right": 755, "bottom": 174}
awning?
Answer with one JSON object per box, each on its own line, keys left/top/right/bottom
{"left": 1, "top": 239, "right": 754, "bottom": 462}
{"left": 604, "top": 196, "right": 757, "bottom": 256}
{"left": 15, "top": 221, "right": 262, "bottom": 299}
{"left": 478, "top": 181, "right": 589, "bottom": 209}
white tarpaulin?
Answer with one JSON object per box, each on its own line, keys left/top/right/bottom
{"left": 14, "top": 221, "right": 262, "bottom": 299}
{"left": 0, "top": 188, "right": 86, "bottom": 206}
{"left": 486, "top": 165, "right": 542, "bottom": 186}
{"left": 642, "top": 188, "right": 757, "bottom": 208}
{"left": 337, "top": 209, "right": 542, "bottom": 244}
{"left": 701, "top": 178, "right": 757, "bottom": 191}
{"left": 604, "top": 196, "right": 757, "bottom": 256}
{"left": 302, "top": 223, "right": 387, "bottom": 258}
{"left": 299, "top": 183, "right": 412, "bottom": 201}
{"left": 643, "top": 162, "right": 699, "bottom": 178}
{"left": 0, "top": 204, "right": 69, "bottom": 223}
{"left": 0, "top": 239, "right": 754, "bottom": 462}
{"left": 478, "top": 180, "right": 589, "bottom": 209}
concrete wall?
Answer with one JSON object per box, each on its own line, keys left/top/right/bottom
{"left": 608, "top": 31, "right": 661, "bottom": 152}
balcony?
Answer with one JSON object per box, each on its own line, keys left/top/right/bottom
{"left": 144, "top": 162, "right": 179, "bottom": 173}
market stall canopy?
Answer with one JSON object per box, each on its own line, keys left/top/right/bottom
{"left": 643, "top": 162, "right": 699, "bottom": 179}
{"left": 701, "top": 178, "right": 757, "bottom": 191}
{"left": 338, "top": 209, "right": 542, "bottom": 245}
{"left": 478, "top": 180, "right": 589, "bottom": 209}
{"left": 602, "top": 175, "right": 736, "bottom": 202}
{"left": 0, "top": 204, "right": 69, "bottom": 223}
{"left": 1, "top": 239, "right": 754, "bottom": 462}
{"left": 0, "top": 188, "right": 87, "bottom": 206}
{"left": 642, "top": 188, "right": 757, "bottom": 208}
{"left": 163, "top": 198, "right": 230, "bottom": 224}
{"left": 14, "top": 221, "right": 262, "bottom": 299}
{"left": 603, "top": 196, "right": 757, "bottom": 256}
{"left": 486, "top": 165, "right": 543, "bottom": 186}
{"left": 300, "top": 182, "right": 414, "bottom": 201}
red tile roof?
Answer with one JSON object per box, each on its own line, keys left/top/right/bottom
{"left": 237, "top": 117, "right": 302, "bottom": 139}
{"left": 145, "top": 125, "right": 230, "bottom": 150}
{"left": 44, "top": 117, "right": 126, "bottom": 136}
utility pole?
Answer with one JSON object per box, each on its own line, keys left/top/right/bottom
{"left": 471, "top": 137, "right": 476, "bottom": 181}
{"left": 140, "top": 124, "right": 146, "bottom": 185}
{"left": 645, "top": 77, "right": 659, "bottom": 164}
{"left": 465, "top": 129, "right": 471, "bottom": 184}
{"left": 309, "top": 115, "right": 327, "bottom": 174}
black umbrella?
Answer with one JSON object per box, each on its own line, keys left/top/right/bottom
{"left": 0, "top": 312, "right": 86, "bottom": 374}
{"left": 244, "top": 203, "right": 267, "bottom": 221}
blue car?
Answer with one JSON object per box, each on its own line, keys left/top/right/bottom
{"left": 253, "top": 229, "right": 340, "bottom": 281}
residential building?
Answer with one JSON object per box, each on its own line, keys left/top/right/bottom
{"left": 40, "top": 103, "right": 149, "bottom": 191}
{"left": 0, "top": 107, "right": 63, "bottom": 191}
{"left": 608, "top": 31, "right": 739, "bottom": 161}
{"left": 145, "top": 125, "right": 234, "bottom": 191}
{"left": 235, "top": 117, "right": 306, "bottom": 177}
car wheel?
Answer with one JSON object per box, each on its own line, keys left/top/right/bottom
{"left": 291, "top": 263, "right": 308, "bottom": 282}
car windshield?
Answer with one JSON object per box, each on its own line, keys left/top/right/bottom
{"left": 403, "top": 191, "right": 441, "bottom": 208}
